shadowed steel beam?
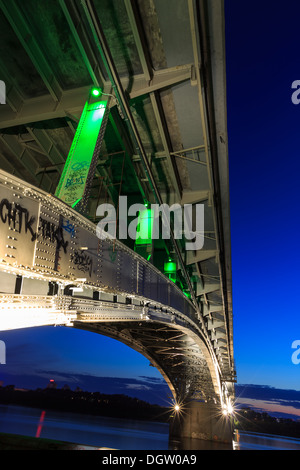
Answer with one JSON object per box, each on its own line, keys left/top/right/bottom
{"left": 0, "top": 67, "right": 23, "bottom": 114}
{"left": 58, "top": 0, "right": 106, "bottom": 89}
{"left": 0, "top": 1, "right": 62, "bottom": 102}
{"left": 0, "top": 68, "right": 195, "bottom": 130}
{"left": 0, "top": 134, "right": 52, "bottom": 191}
{"left": 0, "top": 152, "right": 23, "bottom": 180}
{"left": 124, "top": 0, "right": 182, "bottom": 201}
{"left": 25, "top": 127, "right": 66, "bottom": 169}
{"left": 129, "top": 64, "right": 192, "bottom": 99}
{"left": 186, "top": 249, "right": 217, "bottom": 264}
{"left": 181, "top": 190, "right": 210, "bottom": 205}
{"left": 150, "top": 91, "right": 182, "bottom": 199}
{"left": 124, "top": 0, "right": 153, "bottom": 83}
{"left": 0, "top": 86, "right": 91, "bottom": 130}
{"left": 189, "top": 0, "right": 233, "bottom": 373}
{"left": 80, "top": 0, "right": 223, "bottom": 385}
{"left": 81, "top": 0, "right": 190, "bottom": 289}
{"left": 125, "top": 1, "right": 226, "bottom": 373}
{"left": 108, "top": 107, "right": 147, "bottom": 201}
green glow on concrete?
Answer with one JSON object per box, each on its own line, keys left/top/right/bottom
{"left": 55, "top": 98, "right": 107, "bottom": 208}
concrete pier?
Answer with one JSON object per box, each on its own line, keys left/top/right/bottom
{"left": 169, "top": 401, "right": 233, "bottom": 445}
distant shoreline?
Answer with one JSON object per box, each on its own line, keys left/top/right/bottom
{"left": 2, "top": 385, "right": 300, "bottom": 440}
{"left": 0, "top": 386, "right": 170, "bottom": 423}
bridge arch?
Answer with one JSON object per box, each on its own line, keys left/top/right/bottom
{"left": 0, "top": 169, "right": 232, "bottom": 441}
{"left": 72, "top": 310, "right": 221, "bottom": 406}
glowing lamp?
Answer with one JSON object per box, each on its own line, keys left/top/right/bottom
{"left": 164, "top": 260, "right": 177, "bottom": 283}
{"left": 227, "top": 402, "right": 234, "bottom": 415}
{"left": 91, "top": 87, "right": 101, "bottom": 97}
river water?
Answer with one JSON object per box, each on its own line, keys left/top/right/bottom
{"left": 0, "top": 404, "right": 299, "bottom": 450}
{"left": 234, "top": 429, "right": 300, "bottom": 450}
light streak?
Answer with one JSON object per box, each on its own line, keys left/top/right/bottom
{"left": 35, "top": 410, "right": 46, "bottom": 438}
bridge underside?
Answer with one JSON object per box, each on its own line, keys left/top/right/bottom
{"left": 74, "top": 319, "right": 217, "bottom": 403}
{"left": 75, "top": 319, "right": 232, "bottom": 443}
{"left": 0, "top": 0, "right": 235, "bottom": 444}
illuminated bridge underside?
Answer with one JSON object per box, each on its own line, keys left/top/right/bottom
{"left": 0, "top": 292, "right": 218, "bottom": 402}
{"left": 75, "top": 317, "right": 217, "bottom": 403}
{"left": 0, "top": 169, "right": 219, "bottom": 403}
{"left": 0, "top": 0, "right": 234, "bottom": 420}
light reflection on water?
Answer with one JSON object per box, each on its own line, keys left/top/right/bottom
{"left": 0, "top": 404, "right": 299, "bottom": 450}
{"left": 0, "top": 404, "right": 233, "bottom": 450}
{"left": 0, "top": 404, "right": 170, "bottom": 450}
{"left": 233, "top": 430, "right": 300, "bottom": 450}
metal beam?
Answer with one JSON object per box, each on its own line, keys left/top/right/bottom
{"left": 189, "top": 0, "right": 233, "bottom": 374}
{"left": 0, "top": 152, "right": 23, "bottom": 180}
{"left": 25, "top": 127, "right": 66, "bottom": 169}
{"left": 0, "top": 65, "right": 195, "bottom": 130}
{"left": 0, "top": 66, "right": 23, "bottom": 114}
{"left": 197, "top": 283, "right": 220, "bottom": 295}
{"left": 58, "top": 0, "right": 106, "bottom": 89}
{"left": 127, "top": 0, "right": 231, "bottom": 383}
{"left": 79, "top": 1, "right": 224, "bottom": 390}
{"left": 61, "top": 0, "right": 193, "bottom": 99}
{"left": 0, "top": 133, "right": 52, "bottom": 191}
{"left": 186, "top": 249, "right": 217, "bottom": 265}
{"left": 0, "top": 1, "right": 62, "bottom": 102}
{"left": 181, "top": 189, "right": 210, "bottom": 205}
{"left": 129, "top": 64, "right": 192, "bottom": 99}
{"left": 124, "top": 0, "right": 183, "bottom": 202}
{"left": 0, "top": 86, "right": 90, "bottom": 130}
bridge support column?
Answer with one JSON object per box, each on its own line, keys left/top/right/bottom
{"left": 169, "top": 401, "right": 233, "bottom": 444}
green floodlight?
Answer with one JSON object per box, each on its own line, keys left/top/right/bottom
{"left": 135, "top": 208, "right": 154, "bottom": 245}
{"left": 164, "top": 261, "right": 176, "bottom": 274}
{"left": 164, "top": 259, "right": 177, "bottom": 283}
{"left": 91, "top": 87, "right": 102, "bottom": 97}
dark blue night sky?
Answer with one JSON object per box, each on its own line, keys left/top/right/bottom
{"left": 1, "top": 0, "right": 300, "bottom": 418}
{"left": 225, "top": 0, "right": 300, "bottom": 393}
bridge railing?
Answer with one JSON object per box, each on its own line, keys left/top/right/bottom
{"left": 0, "top": 169, "right": 197, "bottom": 324}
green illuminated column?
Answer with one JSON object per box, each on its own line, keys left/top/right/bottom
{"left": 134, "top": 206, "right": 154, "bottom": 261}
{"left": 55, "top": 88, "right": 109, "bottom": 212}
{"left": 164, "top": 259, "right": 177, "bottom": 283}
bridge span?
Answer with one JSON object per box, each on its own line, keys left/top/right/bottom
{"left": 0, "top": 0, "right": 234, "bottom": 444}
{"left": 0, "top": 167, "right": 233, "bottom": 442}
